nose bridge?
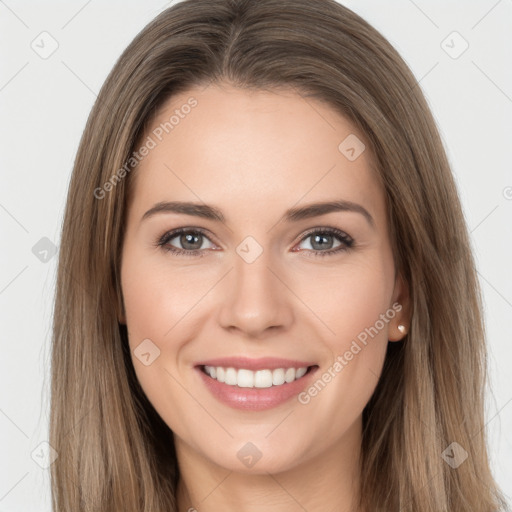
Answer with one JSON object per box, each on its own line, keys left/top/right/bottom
{"left": 218, "top": 239, "right": 293, "bottom": 335}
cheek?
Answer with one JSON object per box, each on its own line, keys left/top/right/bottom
{"left": 291, "top": 257, "right": 394, "bottom": 416}
{"left": 120, "top": 254, "right": 209, "bottom": 445}
{"left": 120, "top": 243, "right": 229, "bottom": 397}
{"left": 292, "top": 255, "right": 394, "bottom": 346}
{"left": 121, "top": 248, "right": 208, "bottom": 346}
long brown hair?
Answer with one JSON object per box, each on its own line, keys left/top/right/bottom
{"left": 50, "top": 0, "right": 509, "bottom": 510}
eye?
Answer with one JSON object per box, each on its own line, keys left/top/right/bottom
{"left": 294, "top": 227, "right": 354, "bottom": 257}
{"left": 157, "top": 228, "right": 215, "bottom": 257}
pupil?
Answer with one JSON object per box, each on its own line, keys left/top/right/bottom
{"left": 182, "top": 233, "right": 200, "bottom": 250}
{"left": 312, "top": 234, "right": 333, "bottom": 250}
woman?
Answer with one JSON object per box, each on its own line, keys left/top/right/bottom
{"left": 49, "top": 0, "right": 509, "bottom": 510}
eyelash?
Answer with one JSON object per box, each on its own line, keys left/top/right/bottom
{"left": 155, "top": 227, "right": 354, "bottom": 258}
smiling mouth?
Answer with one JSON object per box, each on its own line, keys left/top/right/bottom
{"left": 199, "top": 365, "right": 318, "bottom": 388}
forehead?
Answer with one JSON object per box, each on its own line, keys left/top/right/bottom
{"left": 130, "top": 83, "right": 385, "bottom": 226}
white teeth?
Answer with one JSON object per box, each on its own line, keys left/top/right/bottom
{"left": 225, "top": 367, "right": 237, "bottom": 385}
{"left": 237, "top": 369, "right": 254, "bottom": 388}
{"left": 284, "top": 368, "right": 295, "bottom": 383}
{"left": 295, "top": 367, "right": 307, "bottom": 378}
{"left": 254, "top": 369, "right": 273, "bottom": 388}
{"left": 203, "top": 366, "right": 310, "bottom": 388}
{"left": 272, "top": 368, "right": 285, "bottom": 386}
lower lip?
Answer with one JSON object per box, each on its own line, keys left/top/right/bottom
{"left": 196, "top": 366, "right": 318, "bottom": 411}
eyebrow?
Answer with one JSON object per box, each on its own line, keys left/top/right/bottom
{"left": 141, "top": 200, "right": 375, "bottom": 228}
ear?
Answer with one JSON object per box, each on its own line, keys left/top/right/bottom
{"left": 388, "top": 272, "right": 411, "bottom": 342}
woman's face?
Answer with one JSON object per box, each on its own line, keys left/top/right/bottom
{"left": 120, "top": 82, "right": 408, "bottom": 474}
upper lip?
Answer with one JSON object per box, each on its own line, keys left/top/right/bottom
{"left": 195, "top": 357, "right": 317, "bottom": 371}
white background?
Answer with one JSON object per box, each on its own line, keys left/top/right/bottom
{"left": 0, "top": 1, "right": 511, "bottom": 510}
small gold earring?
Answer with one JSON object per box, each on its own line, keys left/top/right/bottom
{"left": 398, "top": 324, "right": 406, "bottom": 334}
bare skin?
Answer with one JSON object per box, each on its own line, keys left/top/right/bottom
{"left": 120, "top": 82, "right": 410, "bottom": 512}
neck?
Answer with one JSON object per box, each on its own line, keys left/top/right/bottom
{"left": 175, "top": 415, "right": 363, "bottom": 512}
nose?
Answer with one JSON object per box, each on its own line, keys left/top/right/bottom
{"left": 216, "top": 248, "right": 294, "bottom": 338}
